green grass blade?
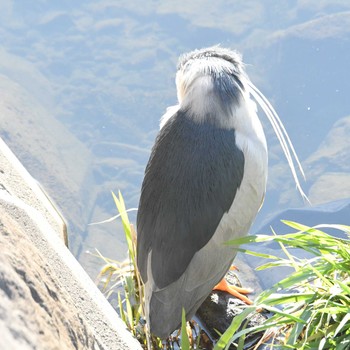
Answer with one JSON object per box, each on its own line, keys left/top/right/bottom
{"left": 334, "top": 312, "right": 350, "bottom": 337}
{"left": 118, "top": 291, "right": 126, "bottom": 324}
{"left": 125, "top": 294, "right": 134, "bottom": 332}
{"left": 236, "top": 319, "right": 248, "bottom": 350}
{"left": 255, "top": 268, "right": 314, "bottom": 301}
{"left": 259, "top": 304, "right": 306, "bottom": 324}
{"left": 214, "top": 306, "right": 256, "bottom": 350}
{"left": 181, "top": 308, "right": 191, "bottom": 350}
{"left": 261, "top": 292, "right": 315, "bottom": 306}
{"left": 225, "top": 234, "right": 277, "bottom": 246}
{"left": 236, "top": 248, "right": 280, "bottom": 260}
{"left": 112, "top": 191, "right": 135, "bottom": 266}
{"left": 337, "top": 280, "right": 350, "bottom": 295}
{"left": 287, "top": 307, "right": 312, "bottom": 345}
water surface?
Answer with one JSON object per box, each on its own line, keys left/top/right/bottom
{"left": 0, "top": 1, "right": 349, "bottom": 278}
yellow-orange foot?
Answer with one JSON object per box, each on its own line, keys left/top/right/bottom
{"left": 213, "top": 279, "right": 253, "bottom": 305}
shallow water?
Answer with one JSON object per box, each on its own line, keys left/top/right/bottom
{"left": 0, "top": 1, "right": 349, "bottom": 280}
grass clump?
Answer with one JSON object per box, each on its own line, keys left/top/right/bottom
{"left": 97, "top": 193, "right": 350, "bottom": 350}
{"left": 215, "top": 221, "right": 350, "bottom": 350}
{"left": 97, "top": 192, "right": 189, "bottom": 349}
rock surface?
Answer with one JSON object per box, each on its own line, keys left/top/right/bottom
{"left": 0, "top": 206, "right": 101, "bottom": 350}
{"left": 0, "top": 134, "right": 141, "bottom": 350}
{"left": 196, "top": 268, "right": 268, "bottom": 350}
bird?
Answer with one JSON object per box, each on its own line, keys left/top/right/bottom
{"left": 136, "top": 46, "right": 306, "bottom": 339}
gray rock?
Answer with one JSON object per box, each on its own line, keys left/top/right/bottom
{"left": 0, "top": 137, "right": 142, "bottom": 350}
{"left": 196, "top": 269, "right": 268, "bottom": 350}
{"left": 0, "top": 206, "right": 100, "bottom": 350}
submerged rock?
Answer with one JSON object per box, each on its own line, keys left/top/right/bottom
{"left": 196, "top": 269, "right": 269, "bottom": 349}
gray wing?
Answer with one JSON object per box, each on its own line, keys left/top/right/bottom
{"left": 136, "top": 110, "right": 244, "bottom": 289}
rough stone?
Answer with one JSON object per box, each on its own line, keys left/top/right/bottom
{"left": 0, "top": 208, "right": 101, "bottom": 350}
{"left": 196, "top": 267, "right": 268, "bottom": 349}
{"left": 0, "top": 136, "right": 141, "bottom": 350}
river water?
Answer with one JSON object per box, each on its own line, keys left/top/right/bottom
{"left": 0, "top": 1, "right": 349, "bottom": 279}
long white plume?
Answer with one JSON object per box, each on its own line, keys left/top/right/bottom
{"left": 246, "top": 79, "right": 309, "bottom": 202}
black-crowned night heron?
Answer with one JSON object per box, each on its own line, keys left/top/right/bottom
{"left": 136, "top": 46, "right": 306, "bottom": 339}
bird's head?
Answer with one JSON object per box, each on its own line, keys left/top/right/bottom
{"left": 175, "top": 46, "right": 251, "bottom": 124}
{"left": 174, "top": 46, "right": 308, "bottom": 201}
{"left": 176, "top": 46, "right": 246, "bottom": 106}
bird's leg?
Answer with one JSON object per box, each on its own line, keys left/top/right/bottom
{"left": 213, "top": 279, "right": 253, "bottom": 305}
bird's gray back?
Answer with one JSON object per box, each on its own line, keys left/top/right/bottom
{"left": 136, "top": 110, "right": 244, "bottom": 289}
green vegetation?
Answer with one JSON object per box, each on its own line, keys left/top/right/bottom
{"left": 96, "top": 191, "right": 153, "bottom": 349}
{"left": 216, "top": 221, "right": 350, "bottom": 350}
{"left": 97, "top": 192, "right": 350, "bottom": 350}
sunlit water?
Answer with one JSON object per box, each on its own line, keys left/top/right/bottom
{"left": 0, "top": 1, "right": 349, "bottom": 281}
